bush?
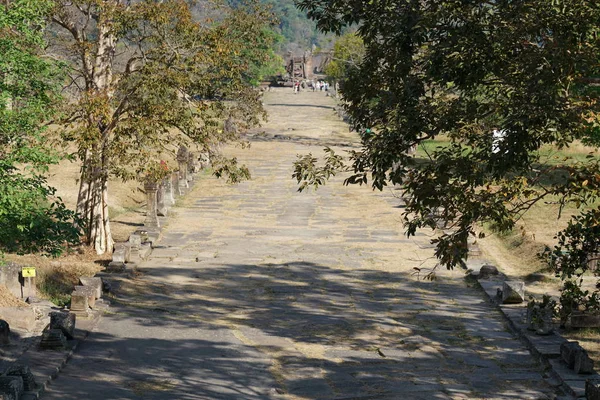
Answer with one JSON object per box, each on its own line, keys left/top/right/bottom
{"left": 0, "top": 174, "right": 80, "bottom": 257}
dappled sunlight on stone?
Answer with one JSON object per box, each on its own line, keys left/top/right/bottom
{"left": 44, "top": 90, "right": 561, "bottom": 400}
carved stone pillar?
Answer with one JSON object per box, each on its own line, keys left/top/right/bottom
{"left": 187, "top": 152, "right": 196, "bottom": 182}
{"left": 177, "top": 146, "right": 189, "bottom": 195}
{"left": 171, "top": 172, "right": 179, "bottom": 198}
{"left": 144, "top": 181, "right": 160, "bottom": 228}
{"left": 157, "top": 180, "right": 168, "bottom": 217}
{"left": 164, "top": 176, "right": 175, "bottom": 205}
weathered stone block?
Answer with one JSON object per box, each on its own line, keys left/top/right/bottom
{"left": 139, "top": 243, "right": 152, "bottom": 260}
{"left": 163, "top": 177, "right": 175, "bottom": 206}
{"left": 129, "top": 246, "right": 140, "bottom": 261}
{"left": 144, "top": 181, "right": 160, "bottom": 228}
{"left": 478, "top": 264, "right": 499, "bottom": 279}
{"left": 0, "top": 376, "right": 23, "bottom": 400}
{"left": 586, "top": 380, "right": 600, "bottom": 400}
{"left": 558, "top": 340, "right": 594, "bottom": 373}
{"left": 50, "top": 311, "right": 75, "bottom": 339}
{"left": 128, "top": 233, "right": 142, "bottom": 248}
{"left": 102, "top": 279, "right": 112, "bottom": 293}
{"left": 224, "top": 116, "right": 236, "bottom": 135}
{"left": 0, "top": 320, "right": 9, "bottom": 346}
{"left": 571, "top": 313, "right": 600, "bottom": 328}
{"left": 74, "top": 286, "right": 96, "bottom": 308}
{"left": 575, "top": 347, "right": 595, "bottom": 374}
{"left": 39, "top": 328, "right": 67, "bottom": 350}
{"left": 177, "top": 151, "right": 189, "bottom": 195}
{"left": 588, "top": 253, "right": 599, "bottom": 271}
{"left": 0, "top": 263, "right": 23, "bottom": 299}
{"left": 106, "top": 261, "right": 125, "bottom": 273}
{"left": 146, "top": 231, "right": 159, "bottom": 245}
{"left": 112, "top": 248, "right": 126, "bottom": 264}
{"left": 526, "top": 273, "right": 551, "bottom": 283}
{"left": 112, "top": 243, "right": 131, "bottom": 263}
{"left": 0, "top": 307, "right": 35, "bottom": 331}
{"left": 157, "top": 183, "right": 168, "bottom": 216}
{"left": 199, "top": 153, "right": 210, "bottom": 169}
{"left": 4, "top": 365, "right": 37, "bottom": 391}
{"left": 70, "top": 292, "right": 89, "bottom": 312}
{"left": 79, "top": 277, "right": 102, "bottom": 299}
{"left": 177, "top": 146, "right": 188, "bottom": 174}
{"left": 171, "top": 172, "right": 179, "bottom": 197}
{"left": 187, "top": 152, "right": 197, "bottom": 177}
{"left": 501, "top": 281, "right": 525, "bottom": 304}
{"left": 561, "top": 341, "right": 582, "bottom": 369}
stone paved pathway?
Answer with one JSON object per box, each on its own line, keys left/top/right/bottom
{"left": 44, "top": 89, "right": 561, "bottom": 399}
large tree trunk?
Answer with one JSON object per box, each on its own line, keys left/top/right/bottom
{"left": 91, "top": 176, "right": 113, "bottom": 254}
{"left": 77, "top": 157, "right": 114, "bottom": 254}
{"left": 75, "top": 18, "right": 116, "bottom": 254}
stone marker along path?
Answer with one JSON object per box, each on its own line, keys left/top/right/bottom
{"left": 44, "top": 89, "right": 561, "bottom": 400}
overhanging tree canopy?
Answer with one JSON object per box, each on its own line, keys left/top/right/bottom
{"left": 294, "top": 0, "right": 600, "bottom": 274}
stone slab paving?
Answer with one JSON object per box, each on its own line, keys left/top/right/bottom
{"left": 44, "top": 90, "right": 564, "bottom": 399}
{"left": 472, "top": 265, "right": 600, "bottom": 399}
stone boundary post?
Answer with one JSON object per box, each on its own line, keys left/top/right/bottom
{"left": 187, "top": 152, "right": 196, "bottom": 182}
{"left": 177, "top": 146, "right": 189, "bottom": 195}
{"left": 157, "top": 180, "right": 168, "bottom": 217}
{"left": 164, "top": 176, "right": 175, "bottom": 205}
{"left": 170, "top": 172, "right": 179, "bottom": 198}
{"left": 144, "top": 181, "right": 160, "bottom": 228}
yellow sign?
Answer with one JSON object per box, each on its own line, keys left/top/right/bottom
{"left": 21, "top": 267, "right": 36, "bottom": 278}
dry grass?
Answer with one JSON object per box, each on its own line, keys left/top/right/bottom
{"left": 537, "top": 141, "right": 600, "bottom": 164}
{"left": 414, "top": 136, "right": 598, "bottom": 283}
{"left": 478, "top": 225, "right": 547, "bottom": 279}
{"left": 46, "top": 157, "right": 147, "bottom": 243}
{"left": 563, "top": 328, "right": 600, "bottom": 365}
{"left": 0, "top": 285, "right": 29, "bottom": 307}
{"left": 0, "top": 134, "right": 152, "bottom": 307}
{"left": 4, "top": 248, "right": 106, "bottom": 306}
{"left": 465, "top": 142, "right": 600, "bottom": 363}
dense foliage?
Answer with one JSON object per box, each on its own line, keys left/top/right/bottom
{"left": 221, "top": 8, "right": 285, "bottom": 85}
{"left": 0, "top": 0, "right": 79, "bottom": 256}
{"left": 294, "top": 0, "right": 600, "bottom": 286}
{"left": 324, "top": 31, "right": 364, "bottom": 84}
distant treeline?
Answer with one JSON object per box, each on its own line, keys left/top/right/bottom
{"left": 227, "top": 0, "right": 334, "bottom": 52}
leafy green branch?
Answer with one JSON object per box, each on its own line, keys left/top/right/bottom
{"left": 292, "top": 147, "right": 346, "bottom": 192}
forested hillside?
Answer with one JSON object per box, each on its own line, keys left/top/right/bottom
{"left": 227, "top": 0, "right": 332, "bottom": 52}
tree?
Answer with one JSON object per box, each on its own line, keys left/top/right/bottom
{"left": 245, "top": 28, "right": 285, "bottom": 86}
{"left": 227, "top": 0, "right": 342, "bottom": 52}
{"left": 48, "top": 0, "right": 276, "bottom": 253}
{"left": 294, "top": 0, "right": 600, "bottom": 276}
{"left": 218, "top": 3, "right": 285, "bottom": 86}
{"left": 324, "top": 31, "right": 364, "bottom": 85}
{"left": 0, "top": 0, "right": 79, "bottom": 256}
